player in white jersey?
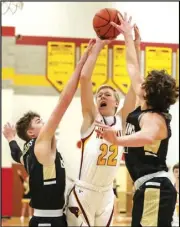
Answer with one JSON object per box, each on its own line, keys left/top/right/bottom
{"left": 67, "top": 24, "right": 141, "bottom": 227}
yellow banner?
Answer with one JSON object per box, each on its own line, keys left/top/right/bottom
{"left": 80, "top": 43, "right": 108, "bottom": 93}
{"left": 176, "top": 49, "right": 179, "bottom": 87}
{"left": 145, "top": 47, "right": 172, "bottom": 76}
{"left": 2, "top": 67, "right": 14, "bottom": 80}
{"left": 112, "top": 45, "right": 131, "bottom": 95}
{"left": 47, "top": 42, "right": 75, "bottom": 92}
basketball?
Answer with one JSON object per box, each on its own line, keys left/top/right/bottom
{"left": 93, "top": 8, "right": 122, "bottom": 40}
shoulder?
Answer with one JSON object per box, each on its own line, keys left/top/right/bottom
{"left": 140, "top": 112, "right": 167, "bottom": 130}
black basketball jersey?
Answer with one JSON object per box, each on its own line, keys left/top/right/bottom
{"left": 22, "top": 138, "right": 66, "bottom": 210}
{"left": 124, "top": 106, "right": 172, "bottom": 182}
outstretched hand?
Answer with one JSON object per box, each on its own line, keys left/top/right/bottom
{"left": 111, "top": 12, "right": 134, "bottom": 37}
{"left": 95, "top": 120, "right": 118, "bottom": 144}
{"left": 79, "top": 39, "right": 96, "bottom": 64}
{"left": 3, "top": 122, "right": 16, "bottom": 142}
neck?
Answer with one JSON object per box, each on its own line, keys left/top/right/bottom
{"left": 141, "top": 102, "right": 152, "bottom": 110}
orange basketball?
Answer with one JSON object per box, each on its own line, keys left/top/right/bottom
{"left": 93, "top": 8, "right": 122, "bottom": 39}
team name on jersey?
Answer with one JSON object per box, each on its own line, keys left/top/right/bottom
{"left": 23, "top": 139, "right": 34, "bottom": 155}
{"left": 125, "top": 123, "right": 135, "bottom": 135}
{"left": 96, "top": 127, "right": 122, "bottom": 139}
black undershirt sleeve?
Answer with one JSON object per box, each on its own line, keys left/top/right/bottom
{"left": 9, "top": 140, "right": 23, "bottom": 164}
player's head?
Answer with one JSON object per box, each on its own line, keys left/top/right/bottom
{"left": 173, "top": 162, "right": 179, "bottom": 181}
{"left": 96, "top": 85, "right": 120, "bottom": 116}
{"left": 16, "top": 111, "right": 44, "bottom": 142}
{"left": 142, "top": 70, "right": 179, "bottom": 111}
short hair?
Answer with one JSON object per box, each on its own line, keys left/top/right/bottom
{"left": 16, "top": 111, "right": 40, "bottom": 141}
{"left": 173, "top": 162, "right": 179, "bottom": 172}
{"left": 142, "top": 70, "right": 179, "bottom": 111}
{"left": 96, "top": 85, "right": 120, "bottom": 104}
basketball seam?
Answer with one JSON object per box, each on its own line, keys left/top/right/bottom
{"left": 95, "top": 14, "right": 109, "bottom": 23}
{"left": 98, "top": 8, "right": 112, "bottom": 39}
{"left": 94, "top": 19, "right": 110, "bottom": 29}
{"left": 105, "top": 8, "right": 111, "bottom": 22}
{"left": 101, "top": 24, "right": 113, "bottom": 39}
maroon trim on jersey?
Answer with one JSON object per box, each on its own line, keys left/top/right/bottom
{"left": 106, "top": 207, "right": 114, "bottom": 227}
{"left": 73, "top": 188, "right": 90, "bottom": 227}
{"left": 79, "top": 129, "right": 94, "bottom": 180}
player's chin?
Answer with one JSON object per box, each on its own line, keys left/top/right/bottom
{"left": 98, "top": 108, "right": 108, "bottom": 116}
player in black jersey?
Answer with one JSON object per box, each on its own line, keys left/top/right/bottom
{"left": 95, "top": 13, "right": 179, "bottom": 226}
{"left": 2, "top": 40, "right": 94, "bottom": 227}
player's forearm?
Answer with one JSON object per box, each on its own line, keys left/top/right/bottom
{"left": 60, "top": 61, "right": 84, "bottom": 103}
{"left": 9, "top": 140, "right": 22, "bottom": 163}
{"left": 134, "top": 41, "right": 141, "bottom": 68}
{"left": 125, "top": 34, "right": 139, "bottom": 66}
{"left": 125, "top": 34, "right": 143, "bottom": 94}
{"left": 80, "top": 44, "right": 102, "bottom": 81}
{"left": 115, "top": 131, "right": 154, "bottom": 147}
{"left": 37, "top": 62, "right": 84, "bottom": 140}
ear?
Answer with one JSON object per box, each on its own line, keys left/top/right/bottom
{"left": 27, "top": 129, "right": 36, "bottom": 138}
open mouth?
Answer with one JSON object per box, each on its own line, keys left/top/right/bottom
{"left": 100, "top": 101, "right": 107, "bottom": 107}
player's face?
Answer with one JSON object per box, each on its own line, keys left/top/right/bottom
{"left": 27, "top": 117, "right": 44, "bottom": 138}
{"left": 96, "top": 88, "right": 118, "bottom": 116}
{"left": 173, "top": 168, "right": 179, "bottom": 181}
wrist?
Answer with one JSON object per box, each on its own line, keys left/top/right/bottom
{"left": 8, "top": 137, "right": 15, "bottom": 143}
{"left": 124, "top": 33, "right": 134, "bottom": 40}
{"left": 134, "top": 40, "right": 141, "bottom": 46}
{"left": 93, "top": 43, "right": 104, "bottom": 53}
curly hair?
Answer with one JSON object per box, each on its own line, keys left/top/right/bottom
{"left": 142, "top": 70, "right": 179, "bottom": 111}
{"left": 16, "top": 111, "right": 40, "bottom": 141}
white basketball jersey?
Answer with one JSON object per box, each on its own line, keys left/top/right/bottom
{"left": 79, "top": 114, "right": 124, "bottom": 187}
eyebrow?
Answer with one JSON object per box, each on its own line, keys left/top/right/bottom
{"left": 98, "top": 91, "right": 111, "bottom": 95}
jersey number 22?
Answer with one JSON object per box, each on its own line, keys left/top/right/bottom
{"left": 97, "top": 144, "right": 118, "bottom": 166}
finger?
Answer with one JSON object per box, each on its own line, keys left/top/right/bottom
{"left": 117, "top": 13, "right": 124, "bottom": 23}
{"left": 110, "top": 22, "right": 121, "bottom": 32}
{"left": 95, "top": 129, "right": 103, "bottom": 136}
{"left": 89, "top": 39, "right": 96, "bottom": 46}
{"left": 134, "top": 24, "right": 138, "bottom": 32}
{"left": 7, "top": 122, "right": 11, "bottom": 128}
{"left": 4, "top": 123, "right": 8, "bottom": 129}
{"left": 132, "top": 23, "right": 136, "bottom": 30}
{"left": 86, "top": 40, "right": 95, "bottom": 51}
{"left": 124, "top": 12, "right": 127, "bottom": 21}
{"left": 128, "top": 16, "right": 132, "bottom": 24}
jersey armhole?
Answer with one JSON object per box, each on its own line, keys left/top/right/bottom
{"left": 81, "top": 122, "right": 95, "bottom": 140}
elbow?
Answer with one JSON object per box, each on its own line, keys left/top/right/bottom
{"left": 80, "top": 72, "right": 86, "bottom": 80}
{"left": 80, "top": 73, "right": 90, "bottom": 83}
